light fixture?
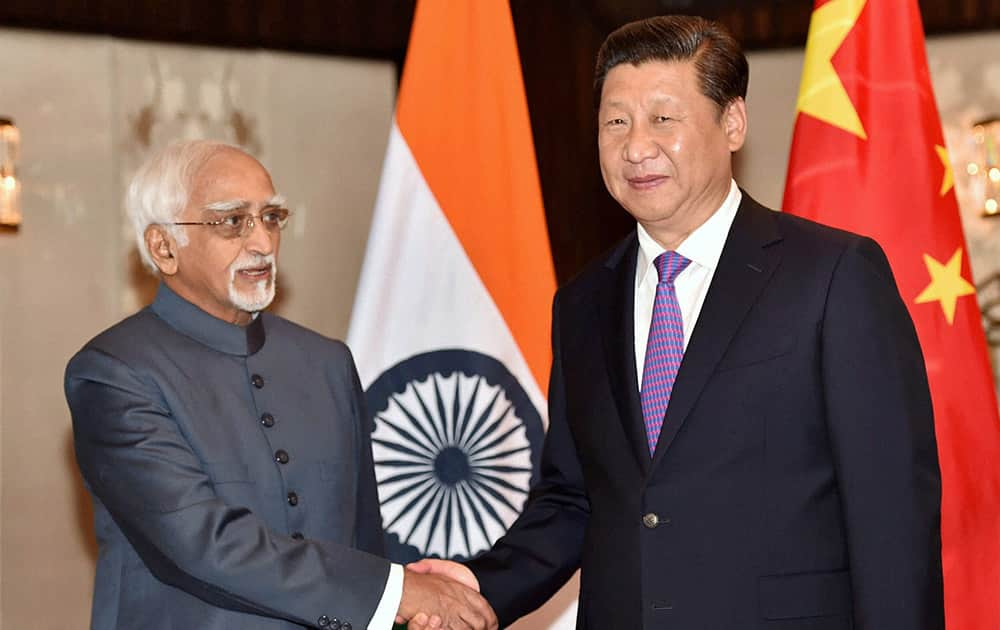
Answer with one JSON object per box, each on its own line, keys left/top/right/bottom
{"left": 967, "top": 116, "right": 1000, "bottom": 218}
{"left": 0, "top": 117, "right": 21, "bottom": 228}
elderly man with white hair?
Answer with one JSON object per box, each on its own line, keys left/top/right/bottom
{"left": 64, "top": 141, "right": 496, "bottom": 630}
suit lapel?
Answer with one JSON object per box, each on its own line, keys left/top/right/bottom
{"left": 597, "top": 234, "right": 652, "bottom": 474}
{"left": 650, "top": 195, "right": 783, "bottom": 468}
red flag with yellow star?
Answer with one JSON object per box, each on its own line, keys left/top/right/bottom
{"left": 783, "top": 1, "right": 1000, "bottom": 627}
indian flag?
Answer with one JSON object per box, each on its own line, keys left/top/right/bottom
{"left": 347, "top": 1, "right": 572, "bottom": 626}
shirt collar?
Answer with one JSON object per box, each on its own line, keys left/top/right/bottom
{"left": 150, "top": 283, "right": 266, "bottom": 356}
{"left": 635, "top": 180, "right": 742, "bottom": 288}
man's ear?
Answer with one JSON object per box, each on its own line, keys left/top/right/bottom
{"left": 723, "top": 97, "right": 748, "bottom": 152}
{"left": 145, "top": 225, "right": 179, "bottom": 276}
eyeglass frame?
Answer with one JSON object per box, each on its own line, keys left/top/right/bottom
{"left": 169, "top": 205, "right": 292, "bottom": 240}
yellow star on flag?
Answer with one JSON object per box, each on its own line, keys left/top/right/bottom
{"left": 796, "top": 0, "right": 868, "bottom": 140}
{"left": 935, "top": 144, "right": 954, "bottom": 196}
{"left": 914, "top": 248, "right": 976, "bottom": 324}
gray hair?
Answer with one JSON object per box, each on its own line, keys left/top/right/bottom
{"left": 127, "top": 140, "right": 241, "bottom": 273}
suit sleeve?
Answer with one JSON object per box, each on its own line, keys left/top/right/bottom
{"left": 345, "top": 345, "right": 387, "bottom": 557}
{"left": 65, "top": 347, "right": 391, "bottom": 629}
{"left": 466, "top": 292, "right": 590, "bottom": 626}
{"left": 821, "top": 237, "right": 945, "bottom": 629}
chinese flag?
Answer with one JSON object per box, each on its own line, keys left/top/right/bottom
{"left": 783, "top": 1, "right": 1000, "bottom": 627}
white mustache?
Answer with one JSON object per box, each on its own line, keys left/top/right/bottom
{"left": 230, "top": 254, "right": 276, "bottom": 276}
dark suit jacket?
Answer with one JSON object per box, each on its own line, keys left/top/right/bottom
{"left": 65, "top": 284, "right": 389, "bottom": 630}
{"left": 467, "top": 194, "right": 944, "bottom": 629}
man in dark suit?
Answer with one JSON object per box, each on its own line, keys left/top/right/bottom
{"left": 65, "top": 141, "right": 496, "bottom": 630}
{"left": 409, "top": 15, "right": 944, "bottom": 629}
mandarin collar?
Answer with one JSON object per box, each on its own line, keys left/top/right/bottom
{"left": 150, "top": 283, "right": 266, "bottom": 356}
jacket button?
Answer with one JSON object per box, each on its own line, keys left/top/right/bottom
{"left": 643, "top": 512, "right": 666, "bottom": 528}
{"left": 340, "top": 622, "right": 350, "bottom": 630}
{"left": 287, "top": 491, "right": 299, "bottom": 506}
{"left": 291, "top": 532, "right": 304, "bottom": 540}
{"left": 330, "top": 618, "right": 342, "bottom": 630}
{"left": 317, "top": 615, "right": 330, "bottom": 627}
{"left": 274, "top": 449, "right": 289, "bottom": 464}
{"left": 251, "top": 374, "right": 264, "bottom": 388}
{"left": 260, "top": 413, "right": 275, "bottom": 428}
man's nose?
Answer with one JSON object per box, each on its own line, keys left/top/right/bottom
{"left": 243, "top": 215, "right": 275, "bottom": 254}
{"left": 623, "top": 124, "right": 659, "bottom": 163}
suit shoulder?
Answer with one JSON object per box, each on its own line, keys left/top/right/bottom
{"left": 768, "top": 209, "right": 895, "bottom": 284}
{"left": 261, "top": 316, "right": 362, "bottom": 395}
{"left": 261, "top": 314, "right": 352, "bottom": 361}
{"left": 771, "top": 209, "right": 872, "bottom": 250}
{"left": 69, "top": 307, "right": 163, "bottom": 363}
{"left": 556, "top": 231, "right": 635, "bottom": 301}
{"left": 64, "top": 307, "right": 171, "bottom": 390}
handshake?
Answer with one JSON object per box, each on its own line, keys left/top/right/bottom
{"left": 394, "top": 558, "right": 498, "bottom": 630}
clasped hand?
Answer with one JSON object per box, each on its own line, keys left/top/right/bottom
{"left": 395, "top": 559, "right": 497, "bottom": 630}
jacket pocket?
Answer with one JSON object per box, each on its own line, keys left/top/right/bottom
{"left": 717, "top": 333, "right": 797, "bottom": 371}
{"left": 759, "top": 569, "right": 852, "bottom": 620}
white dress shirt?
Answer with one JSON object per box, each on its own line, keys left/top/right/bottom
{"left": 634, "top": 180, "right": 742, "bottom": 384}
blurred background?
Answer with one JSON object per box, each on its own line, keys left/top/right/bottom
{"left": 1, "top": 1, "right": 999, "bottom": 627}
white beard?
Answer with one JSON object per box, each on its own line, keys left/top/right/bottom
{"left": 228, "top": 253, "right": 276, "bottom": 313}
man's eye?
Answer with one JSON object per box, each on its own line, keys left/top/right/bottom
{"left": 262, "top": 211, "right": 282, "bottom": 224}
{"left": 221, "top": 214, "right": 244, "bottom": 228}
{"left": 606, "top": 118, "right": 626, "bottom": 126}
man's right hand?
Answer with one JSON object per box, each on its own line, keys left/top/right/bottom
{"left": 395, "top": 568, "right": 497, "bottom": 630}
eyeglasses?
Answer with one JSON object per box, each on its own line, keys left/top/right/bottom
{"left": 171, "top": 207, "right": 291, "bottom": 240}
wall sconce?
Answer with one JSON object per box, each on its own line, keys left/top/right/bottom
{"left": 0, "top": 117, "right": 21, "bottom": 228}
{"left": 967, "top": 116, "right": 1000, "bottom": 218}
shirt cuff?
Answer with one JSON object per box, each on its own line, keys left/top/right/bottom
{"left": 367, "top": 563, "right": 404, "bottom": 630}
